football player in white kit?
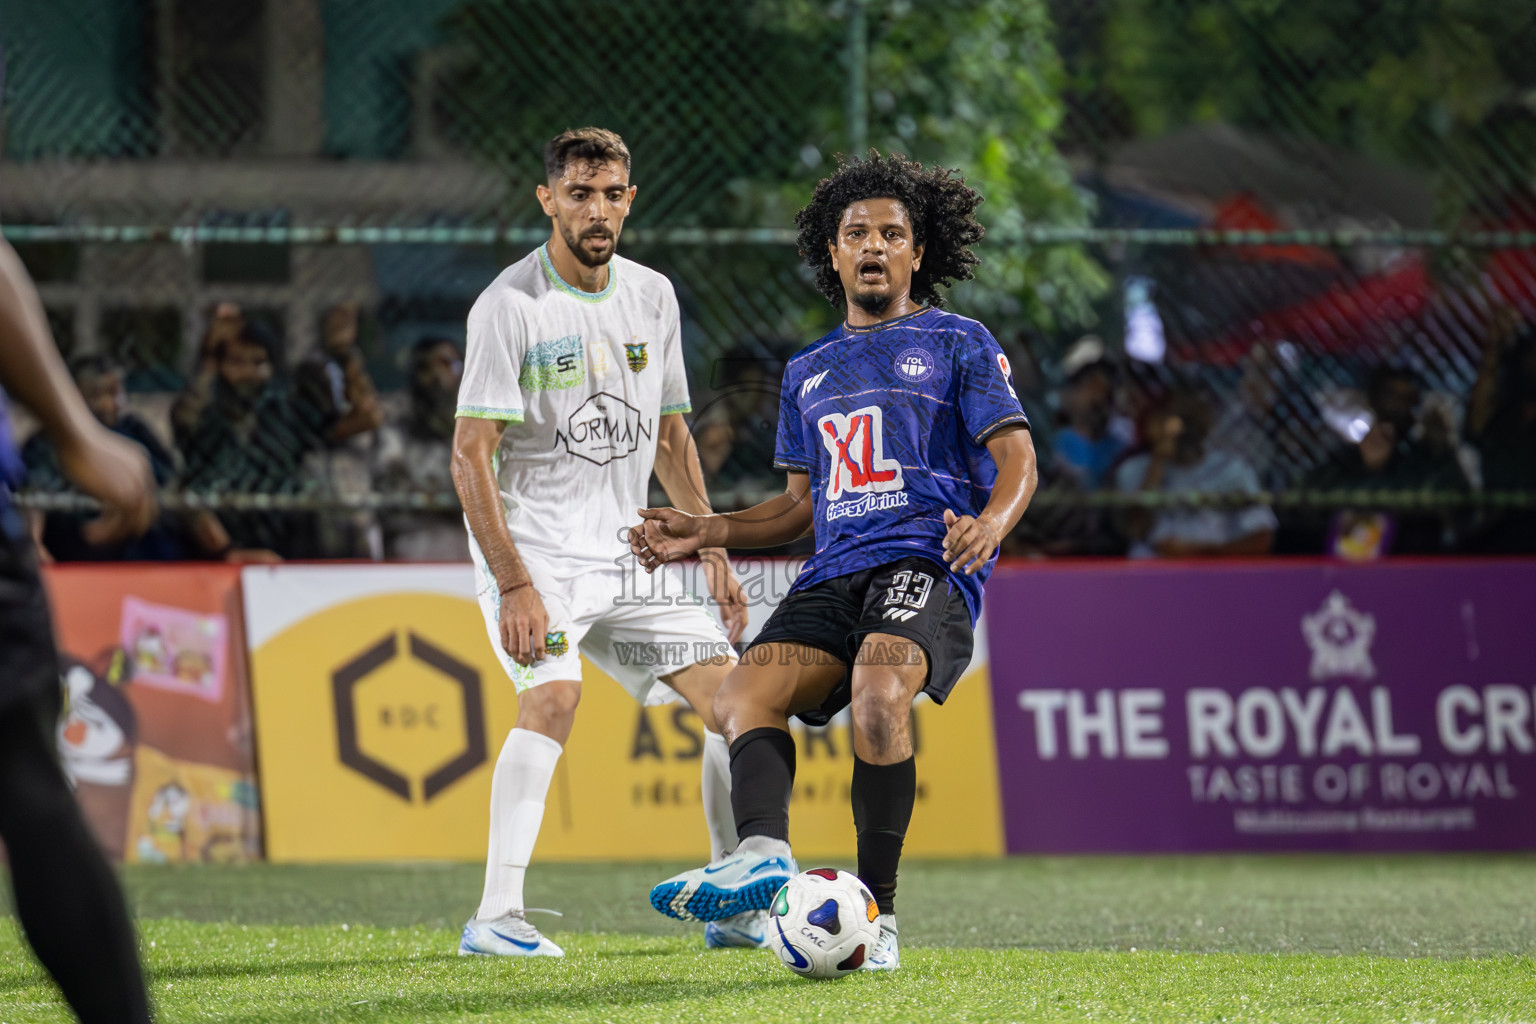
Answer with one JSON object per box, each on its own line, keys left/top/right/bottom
{"left": 451, "top": 128, "right": 760, "bottom": 957}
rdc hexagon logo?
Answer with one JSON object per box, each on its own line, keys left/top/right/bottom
{"left": 332, "top": 631, "right": 487, "bottom": 802}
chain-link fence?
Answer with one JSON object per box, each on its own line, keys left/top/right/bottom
{"left": 3, "top": 0, "right": 1534, "bottom": 562}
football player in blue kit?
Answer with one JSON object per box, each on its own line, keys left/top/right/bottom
{"left": 630, "top": 152, "right": 1037, "bottom": 970}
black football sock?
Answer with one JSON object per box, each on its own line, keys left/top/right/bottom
{"left": 851, "top": 754, "right": 916, "bottom": 915}
{"left": 729, "top": 727, "right": 796, "bottom": 843}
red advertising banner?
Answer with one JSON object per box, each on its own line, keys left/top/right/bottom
{"left": 42, "top": 564, "right": 261, "bottom": 863}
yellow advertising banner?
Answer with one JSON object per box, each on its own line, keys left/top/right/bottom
{"left": 243, "top": 564, "right": 1003, "bottom": 862}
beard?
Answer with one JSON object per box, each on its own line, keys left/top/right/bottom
{"left": 557, "top": 217, "right": 617, "bottom": 268}
{"left": 851, "top": 288, "right": 893, "bottom": 318}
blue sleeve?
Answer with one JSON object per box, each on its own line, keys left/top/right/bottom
{"left": 772, "top": 368, "right": 811, "bottom": 472}
{"left": 958, "top": 326, "right": 1030, "bottom": 445}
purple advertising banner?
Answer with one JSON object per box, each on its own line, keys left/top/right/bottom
{"left": 985, "top": 560, "right": 1536, "bottom": 852}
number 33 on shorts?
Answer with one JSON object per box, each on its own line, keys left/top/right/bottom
{"left": 883, "top": 570, "right": 933, "bottom": 621}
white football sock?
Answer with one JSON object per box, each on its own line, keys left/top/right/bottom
{"left": 736, "top": 834, "right": 793, "bottom": 860}
{"left": 702, "top": 729, "right": 736, "bottom": 862}
{"left": 475, "top": 727, "right": 563, "bottom": 921}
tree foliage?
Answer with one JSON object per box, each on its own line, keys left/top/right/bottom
{"left": 1094, "top": 0, "right": 1536, "bottom": 221}
{"left": 440, "top": 0, "right": 1108, "bottom": 333}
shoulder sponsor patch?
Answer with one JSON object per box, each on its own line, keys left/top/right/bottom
{"left": 519, "top": 334, "right": 585, "bottom": 391}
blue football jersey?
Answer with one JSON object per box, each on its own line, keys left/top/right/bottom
{"left": 774, "top": 306, "right": 1028, "bottom": 623}
{"left": 0, "top": 388, "right": 23, "bottom": 496}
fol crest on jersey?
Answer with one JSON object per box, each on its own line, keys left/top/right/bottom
{"left": 895, "top": 347, "right": 935, "bottom": 383}
{"left": 625, "top": 340, "right": 648, "bottom": 373}
{"left": 544, "top": 631, "right": 569, "bottom": 658}
{"left": 519, "top": 334, "right": 585, "bottom": 391}
{"left": 554, "top": 391, "right": 654, "bottom": 466}
{"left": 817, "top": 404, "right": 905, "bottom": 508}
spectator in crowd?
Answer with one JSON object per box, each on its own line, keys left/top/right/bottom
{"left": 1208, "top": 342, "right": 1327, "bottom": 491}
{"left": 1052, "top": 336, "right": 1132, "bottom": 491}
{"left": 373, "top": 337, "right": 469, "bottom": 561}
{"left": 684, "top": 348, "right": 783, "bottom": 506}
{"left": 294, "top": 301, "right": 385, "bottom": 445}
{"left": 1466, "top": 314, "right": 1536, "bottom": 551}
{"left": 999, "top": 331, "right": 1056, "bottom": 461}
{"left": 23, "top": 355, "right": 274, "bottom": 562}
{"left": 1115, "top": 389, "right": 1276, "bottom": 558}
{"left": 173, "top": 315, "right": 330, "bottom": 556}
{"left": 295, "top": 302, "right": 386, "bottom": 558}
{"left": 1303, "top": 365, "right": 1471, "bottom": 558}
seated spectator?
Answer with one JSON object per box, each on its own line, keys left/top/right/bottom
{"left": 24, "top": 355, "right": 275, "bottom": 562}
{"left": 373, "top": 338, "right": 469, "bottom": 561}
{"left": 1303, "top": 365, "right": 1471, "bottom": 558}
{"left": 1052, "top": 337, "right": 1132, "bottom": 491}
{"left": 1466, "top": 315, "right": 1536, "bottom": 552}
{"left": 173, "top": 318, "right": 330, "bottom": 557}
{"left": 1115, "top": 390, "right": 1276, "bottom": 558}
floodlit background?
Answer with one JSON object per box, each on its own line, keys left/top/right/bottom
{"left": 5, "top": 0, "right": 1535, "bottom": 559}
{"left": 1, "top": 6, "right": 1535, "bottom": 1021}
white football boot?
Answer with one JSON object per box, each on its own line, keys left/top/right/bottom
{"left": 458, "top": 910, "right": 564, "bottom": 958}
{"left": 861, "top": 914, "right": 899, "bottom": 971}
{"left": 704, "top": 909, "right": 772, "bottom": 949}
{"left": 650, "top": 836, "right": 797, "bottom": 922}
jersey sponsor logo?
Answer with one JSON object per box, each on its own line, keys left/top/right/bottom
{"left": 817, "top": 405, "right": 904, "bottom": 502}
{"left": 625, "top": 340, "right": 649, "bottom": 372}
{"left": 825, "top": 491, "right": 909, "bottom": 522}
{"left": 895, "top": 347, "right": 935, "bottom": 383}
{"left": 801, "top": 370, "right": 830, "bottom": 397}
{"left": 519, "top": 334, "right": 586, "bottom": 391}
{"left": 555, "top": 391, "right": 655, "bottom": 466}
{"left": 996, "top": 353, "right": 1018, "bottom": 399}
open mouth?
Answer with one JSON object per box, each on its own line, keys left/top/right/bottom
{"left": 858, "top": 260, "right": 885, "bottom": 283}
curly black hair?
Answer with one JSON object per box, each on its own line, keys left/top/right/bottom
{"left": 794, "top": 151, "right": 985, "bottom": 309}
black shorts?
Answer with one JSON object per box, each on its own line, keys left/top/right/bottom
{"left": 744, "top": 556, "right": 974, "bottom": 726}
{"left": 0, "top": 524, "right": 60, "bottom": 714}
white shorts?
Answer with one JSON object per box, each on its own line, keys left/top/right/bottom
{"left": 472, "top": 554, "right": 736, "bottom": 705}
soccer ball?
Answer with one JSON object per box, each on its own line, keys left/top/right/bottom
{"left": 767, "top": 868, "right": 881, "bottom": 979}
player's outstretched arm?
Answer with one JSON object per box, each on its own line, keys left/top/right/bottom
{"left": 651, "top": 413, "right": 748, "bottom": 641}
{"left": 0, "top": 240, "right": 155, "bottom": 540}
{"left": 451, "top": 416, "right": 548, "bottom": 665}
{"left": 943, "top": 425, "right": 1037, "bottom": 574}
{"left": 629, "top": 472, "right": 812, "bottom": 572}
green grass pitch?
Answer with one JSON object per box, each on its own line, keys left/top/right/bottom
{"left": 2, "top": 856, "right": 1533, "bottom": 1022}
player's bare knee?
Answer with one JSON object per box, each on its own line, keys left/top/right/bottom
{"left": 712, "top": 664, "right": 787, "bottom": 742}
{"left": 711, "top": 675, "right": 753, "bottom": 742}
{"left": 515, "top": 679, "right": 581, "bottom": 737}
{"left": 850, "top": 672, "right": 913, "bottom": 757}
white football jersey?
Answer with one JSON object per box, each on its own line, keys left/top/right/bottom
{"left": 456, "top": 244, "right": 691, "bottom": 573}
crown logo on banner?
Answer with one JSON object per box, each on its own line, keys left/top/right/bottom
{"left": 1301, "top": 590, "right": 1376, "bottom": 681}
